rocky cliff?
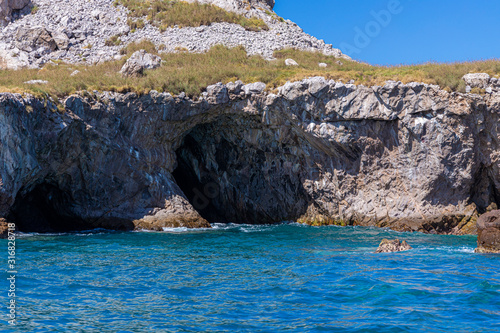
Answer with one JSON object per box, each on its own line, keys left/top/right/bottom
{"left": 1, "top": 78, "right": 498, "bottom": 234}
{"left": 0, "top": 0, "right": 346, "bottom": 69}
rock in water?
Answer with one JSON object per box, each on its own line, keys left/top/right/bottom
{"left": 475, "top": 210, "right": 500, "bottom": 253}
{"left": 119, "top": 50, "right": 161, "bottom": 77}
{"left": 0, "top": 218, "right": 7, "bottom": 238}
{"left": 375, "top": 239, "right": 412, "bottom": 253}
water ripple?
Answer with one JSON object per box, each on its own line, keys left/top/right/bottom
{"left": 1, "top": 224, "right": 499, "bottom": 332}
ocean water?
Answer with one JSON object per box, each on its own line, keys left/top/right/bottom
{"left": 1, "top": 223, "right": 500, "bottom": 332}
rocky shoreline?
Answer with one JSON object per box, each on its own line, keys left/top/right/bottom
{"left": 0, "top": 77, "right": 499, "bottom": 250}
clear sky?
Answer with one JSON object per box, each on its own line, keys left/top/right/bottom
{"left": 274, "top": 0, "right": 500, "bottom": 65}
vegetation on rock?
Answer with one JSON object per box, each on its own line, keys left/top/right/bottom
{"left": 116, "top": 0, "right": 269, "bottom": 32}
{"left": 1, "top": 43, "right": 500, "bottom": 100}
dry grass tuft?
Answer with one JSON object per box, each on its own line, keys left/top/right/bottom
{"left": 1, "top": 45, "right": 500, "bottom": 104}
{"left": 116, "top": 0, "right": 268, "bottom": 32}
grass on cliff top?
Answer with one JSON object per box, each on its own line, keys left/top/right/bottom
{"left": 1, "top": 42, "right": 500, "bottom": 101}
{"left": 116, "top": 0, "right": 269, "bottom": 32}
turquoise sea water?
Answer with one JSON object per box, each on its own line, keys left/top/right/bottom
{"left": 1, "top": 223, "right": 500, "bottom": 332}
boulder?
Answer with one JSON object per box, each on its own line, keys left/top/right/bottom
{"left": 285, "top": 58, "right": 299, "bottom": 66}
{"left": 15, "top": 27, "right": 57, "bottom": 53}
{"left": 318, "top": 62, "right": 328, "bottom": 68}
{"left": 0, "top": 0, "right": 30, "bottom": 26}
{"left": 119, "top": 49, "right": 161, "bottom": 77}
{"left": 462, "top": 73, "right": 491, "bottom": 89}
{"left": 475, "top": 210, "right": 500, "bottom": 253}
{"left": 0, "top": 43, "right": 29, "bottom": 69}
{"left": 52, "top": 31, "right": 70, "bottom": 51}
{"left": 375, "top": 239, "right": 412, "bottom": 253}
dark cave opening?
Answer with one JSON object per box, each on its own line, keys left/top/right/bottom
{"left": 172, "top": 134, "right": 229, "bottom": 223}
{"left": 8, "top": 183, "right": 87, "bottom": 233}
{"left": 172, "top": 120, "right": 312, "bottom": 225}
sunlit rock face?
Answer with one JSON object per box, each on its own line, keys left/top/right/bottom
{"left": 0, "top": 78, "right": 499, "bottom": 234}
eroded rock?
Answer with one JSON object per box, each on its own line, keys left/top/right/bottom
{"left": 375, "top": 239, "right": 412, "bottom": 253}
{"left": 462, "top": 73, "right": 491, "bottom": 89}
{"left": 0, "top": 0, "right": 30, "bottom": 26}
{"left": 0, "top": 78, "right": 499, "bottom": 233}
{"left": 15, "top": 27, "right": 57, "bottom": 54}
{"left": 119, "top": 49, "right": 161, "bottom": 77}
{"left": 475, "top": 210, "right": 500, "bottom": 253}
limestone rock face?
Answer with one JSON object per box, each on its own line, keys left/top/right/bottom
{"left": 0, "top": 78, "right": 499, "bottom": 233}
{"left": 0, "top": 0, "right": 30, "bottom": 26}
{"left": 15, "top": 26, "right": 57, "bottom": 53}
{"left": 0, "top": 0, "right": 347, "bottom": 69}
{"left": 463, "top": 73, "right": 491, "bottom": 89}
{"left": 119, "top": 50, "right": 162, "bottom": 77}
{"left": 476, "top": 210, "right": 500, "bottom": 253}
{"left": 375, "top": 239, "right": 412, "bottom": 253}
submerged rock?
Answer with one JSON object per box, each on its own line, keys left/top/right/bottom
{"left": 475, "top": 210, "right": 500, "bottom": 253}
{"left": 375, "top": 239, "right": 412, "bottom": 253}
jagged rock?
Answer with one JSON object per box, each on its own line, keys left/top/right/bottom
{"left": 375, "top": 239, "right": 412, "bottom": 253}
{"left": 318, "top": 62, "right": 328, "bottom": 68}
{"left": 119, "top": 49, "right": 161, "bottom": 77}
{"left": 475, "top": 210, "right": 500, "bottom": 253}
{"left": 206, "top": 82, "right": 229, "bottom": 104}
{"left": 15, "top": 26, "right": 57, "bottom": 54}
{"left": 0, "top": 79, "right": 499, "bottom": 233}
{"left": 462, "top": 73, "right": 491, "bottom": 89}
{"left": 51, "top": 30, "right": 70, "bottom": 51}
{"left": 0, "top": 43, "right": 29, "bottom": 69}
{"left": 285, "top": 58, "right": 299, "bottom": 66}
{"left": 0, "top": 0, "right": 30, "bottom": 26}
{"left": 243, "top": 81, "right": 266, "bottom": 95}
{"left": 0, "top": 218, "right": 8, "bottom": 238}
{"left": 0, "top": 0, "right": 348, "bottom": 68}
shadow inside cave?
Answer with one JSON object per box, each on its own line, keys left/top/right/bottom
{"left": 8, "top": 182, "right": 88, "bottom": 233}
{"left": 172, "top": 117, "right": 314, "bottom": 224}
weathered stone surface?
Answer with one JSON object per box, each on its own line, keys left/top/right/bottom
{"left": 375, "top": 239, "right": 412, "bottom": 253}
{"left": 51, "top": 30, "right": 70, "bottom": 51}
{"left": 463, "top": 73, "right": 491, "bottom": 89}
{"left": 0, "top": 78, "right": 499, "bottom": 233}
{"left": 0, "top": 218, "right": 8, "bottom": 238}
{"left": 285, "top": 58, "right": 299, "bottom": 66}
{"left": 119, "top": 49, "right": 161, "bottom": 77}
{"left": 0, "top": 0, "right": 30, "bottom": 26}
{"left": 0, "top": 0, "right": 348, "bottom": 69}
{"left": 475, "top": 210, "right": 500, "bottom": 253}
{"left": 15, "top": 26, "right": 57, "bottom": 53}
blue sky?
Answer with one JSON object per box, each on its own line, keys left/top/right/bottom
{"left": 274, "top": 0, "right": 500, "bottom": 65}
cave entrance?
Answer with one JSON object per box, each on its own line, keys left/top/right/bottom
{"left": 8, "top": 182, "right": 87, "bottom": 233}
{"left": 172, "top": 134, "right": 229, "bottom": 223}
{"left": 172, "top": 119, "right": 311, "bottom": 224}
